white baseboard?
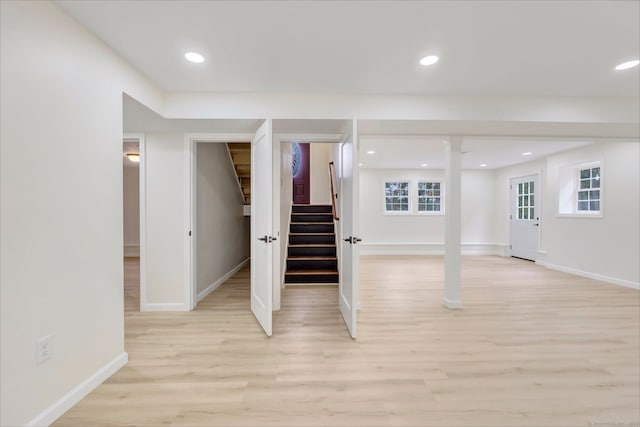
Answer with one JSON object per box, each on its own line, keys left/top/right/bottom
{"left": 123, "top": 244, "right": 140, "bottom": 257}
{"left": 141, "top": 302, "right": 189, "bottom": 312}
{"left": 443, "top": 297, "right": 463, "bottom": 309}
{"left": 26, "top": 352, "right": 128, "bottom": 427}
{"left": 462, "top": 244, "right": 508, "bottom": 256}
{"left": 197, "top": 258, "right": 250, "bottom": 303}
{"left": 359, "top": 243, "right": 508, "bottom": 256}
{"left": 535, "top": 261, "right": 639, "bottom": 290}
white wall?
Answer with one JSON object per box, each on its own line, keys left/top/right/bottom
{"left": 0, "top": 2, "right": 164, "bottom": 426}
{"left": 196, "top": 143, "right": 250, "bottom": 297}
{"left": 493, "top": 142, "right": 639, "bottom": 287}
{"left": 359, "top": 168, "right": 499, "bottom": 254}
{"left": 310, "top": 143, "right": 332, "bottom": 204}
{"left": 144, "top": 133, "right": 188, "bottom": 307}
{"left": 123, "top": 164, "right": 140, "bottom": 256}
{"left": 461, "top": 170, "right": 498, "bottom": 245}
{"left": 541, "top": 142, "right": 639, "bottom": 286}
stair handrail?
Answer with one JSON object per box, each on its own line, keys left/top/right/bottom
{"left": 225, "top": 143, "right": 247, "bottom": 204}
{"left": 329, "top": 161, "right": 340, "bottom": 221}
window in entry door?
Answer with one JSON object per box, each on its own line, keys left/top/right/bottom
{"left": 517, "top": 181, "right": 535, "bottom": 220}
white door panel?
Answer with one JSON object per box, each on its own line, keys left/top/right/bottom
{"left": 251, "top": 120, "right": 273, "bottom": 336}
{"left": 339, "top": 119, "right": 359, "bottom": 339}
{"left": 510, "top": 174, "right": 539, "bottom": 261}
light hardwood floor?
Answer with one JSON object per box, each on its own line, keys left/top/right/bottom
{"left": 54, "top": 256, "right": 639, "bottom": 427}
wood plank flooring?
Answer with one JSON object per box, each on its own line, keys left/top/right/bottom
{"left": 54, "top": 256, "right": 639, "bottom": 426}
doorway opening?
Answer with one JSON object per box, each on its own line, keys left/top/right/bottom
{"left": 284, "top": 142, "right": 339, "bottom": 284}
{"left": 192, "top": 141, "right": 251, "bottom": 310}
{"left": 276, "top": 133, "right": 358, "bottom": 338}
{"left": 123, "top": 138, "right": 141, "bottom": 313}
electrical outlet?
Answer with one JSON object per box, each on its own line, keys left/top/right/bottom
{"left": 36, "top": 335, "right": 52, "bottom": 364}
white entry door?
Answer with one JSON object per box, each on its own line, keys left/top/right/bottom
{"left": 510, "top": 174, "right": 539, "bottom": 261}
{"left": 339, "top": 119, "right": 359, "bottom": 339}
{"left": 251, "top": 119, "right": 273, "bottom": 336}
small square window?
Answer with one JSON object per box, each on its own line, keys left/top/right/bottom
{"left": 384, "top": 181, "right": 410, "bottom": 213}
{"left": 417, "top": 181, "right": 443, "bottom": 213}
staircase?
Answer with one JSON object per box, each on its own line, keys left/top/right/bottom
{"left": 285, "top": 205, "right": 339, "bottom": 284}
{"left": 227, "top": 143, "right": 251, "bottom": 205}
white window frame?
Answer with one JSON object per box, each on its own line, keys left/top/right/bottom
{"left": 557, "top": 160, "right": 603, "bottom": 218}
{"left": 416, "top": 180, "right": 445, "bottom": 215}
{"left": 576, "top": 165, "right": 601, "bottom": 214}
{"left": 383, "top": 180, "right": 411, "bottom": 215}
{"left": 382, "top": 178, "right": 445, "bottom": 215}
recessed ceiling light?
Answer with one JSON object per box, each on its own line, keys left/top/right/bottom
{"left": 615, "top": 60, "right": 639, "bottom": 71}
{"left": 522, "top": 152, "right": 532, "bottom": 156}
{"left": 479, "top": 164, "right": 487, "bottom": 167}
{"left": 367, "top": 150, "right": 376, "bottom": 154}
{"left": 185, "top": 52, "right": 205, "bottom": 63}
{"left": 358, "top": 163, "right": 363, "bottom": 167}
{"left": 420, "top": 163, "right": 428, "bottom": 167}
{"left": 419, "top": 55, "right": 439, "bottom": 66}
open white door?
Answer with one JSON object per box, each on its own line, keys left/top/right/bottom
{"left": 251, "top": 119, "right": 273, "bottom": 336}
{"left": 510, "top": 174, "right": 539, "bottom": 261}
{"left": 339, "top": 119, "right": 359, "bottom": 338}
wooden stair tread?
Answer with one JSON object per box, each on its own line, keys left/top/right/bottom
{"left": 285, "top": 269, "right": 339, "bottom": 275}
{"left": 288, "top": 244, "right": 335, "bottom": 247}
{"left": 291, "top": 212, "right": 332, "bottom": 215}
{"left": 289, "top": 233, "right": 334, "bottom": 236}
{"left": 292, "top": 222, "right": 334, "bottom": 225}
{"left": 287, "top": 256, "right": 337, "bottom": 260}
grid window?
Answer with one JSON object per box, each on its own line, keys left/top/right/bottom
{"left": 384, "top": 181, "right": 409, "bottom": 212}
{"left": 517, "top": 180, "right": 535, "bottom": 220}
{"left": 577, "top": 167, "right": 600, "bottom": 212}
{"left": 418, "top": 182, "right": 442, "bottom": 212}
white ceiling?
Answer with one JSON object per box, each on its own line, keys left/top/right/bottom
{"left": 58, "top": 1, "right": 639, "bottom": 97}
{"left": 359, "top": 136, "right": 597, "bottom": 170}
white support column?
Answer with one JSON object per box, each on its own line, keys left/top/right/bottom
{"left": 443, "top": 136, "right": 463, "bottom": 309}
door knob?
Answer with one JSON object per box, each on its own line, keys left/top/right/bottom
{"left": 258, "top": 235, "right": 268, "bottom": 242}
